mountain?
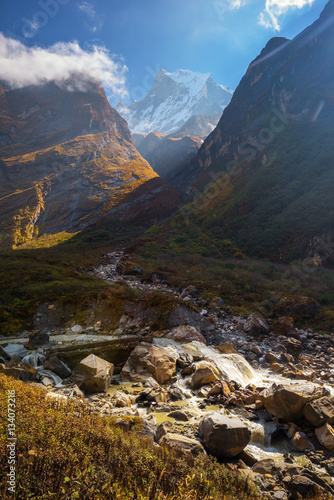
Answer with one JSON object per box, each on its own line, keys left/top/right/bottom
{"left": 134, "top": 132, "right": 202, "bottom": 181}
{"left": 181, "top": 0, "right": 334, "bottom": 263}
{"left": 0, "top": 78, "right": 181, "bottom": 249}
{"left": 116, "top": 69, "right": 233, "bottom": 135}
{"left": 169, "top": 114, "right": 222, "bottom": 139}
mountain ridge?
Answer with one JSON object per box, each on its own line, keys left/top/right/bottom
{"left": 0, "top": 79, "right": 181, "bottom": 249}
{"left": 183, "top": 0, "right": 334, "bottom": 262}
{"left": 116, "top": 69, "right": 233, "bottom": 135}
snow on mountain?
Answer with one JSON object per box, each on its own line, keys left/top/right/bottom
{"left": 116, "top": 69, "right": 233, "bottom": 135}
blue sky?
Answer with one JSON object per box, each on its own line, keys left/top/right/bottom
{"left": 0, "top": 0, "right": 329, "bottom": 104}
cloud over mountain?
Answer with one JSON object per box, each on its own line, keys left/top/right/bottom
{"left": 259, "top": 0, "right": 315, "bottom": 30}
{"left": 0, "top": 34, "right": 127, "bottom": 96}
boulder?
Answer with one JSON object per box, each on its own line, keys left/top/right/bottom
{"left": 208, "top": 381, "right": 231, "bottom": 397}
{"left": 1, "top": 344, "right": 29, "bottom": 359}
{"left": 0, "top": 364, "right": 37, "bottom": 382}
{"left": 282, "top": 338, "right": 302, "bottom": 356}
{"left": 275, "top": 296, "right": 320, "bottom": 320}
{"left": 198, "top": 385, "right": 211, "bottom": 398}
{"left": 169, "top": 386, "right": 187, "bottom": 401}
{"left": 244, "top": 314, "right": 269, "bottom": 336}
{"left": 26, "top": 331, "right": 50, "bottom": 350}
{"left": 167, "top": 410, "right": 190, "bottom": 422}
{"left": 217, "top": 342, "right": 238, "bottom": 354}
{"left": 165, "top": 326, "right": 206, "bottom": 344}
{"left": 144, "top": 377, "right": 160, "bottom": 388}
{"left": 272, "top": 317, "right": 295, "bottom": 336}
{"left": 190, "top": 362, "right": 219, "bottom": 390}
{"left": 112, "top": 391, "right": 132, "bottom": 408}
{"left": 260, "top": 383, "right": 329, "bottom": 421}
{"left": 160, "top": 433, "right": 205, "bottom": 456}
{"left": 155, "top": 421, "right": 172, "bottom": 443}
{"left": 198, "top": 412, "right": 251, "bottom": 459}
{"left": 291, "top": 432, "right": 315, "bottom": 452}
{"left": 265, "top": 352, "right": 281, "bottom": 363}
{"left": 136, "top": 387, "right": 167, "bottom": 404}
{"left": 140, "top": 418, "right": 157, "bottom": 441}
{"left": 73, "top": 354, "right": 114, "bottom": 394}
{"left": 44, "top": 356, "right": 72, "bottom": 379}
{"left": 286, "top": 475, "right": 325, "bottom": 500}
{"left": 315, "top": 423, "right": 334, "bottom": 451}
{"left": 52, "top": 336, "right": 142, "bottom": 370}
{"left": 303, "top": 396, "right": 334, "bottom": 427}
{"left": 271, "top": 362, "right": 284, "bottom": 373}
{"left": 0, "top": 346, "right": 11, "bottom": 361}
{"left": 121, "top": 343, "right": 176, "bottom": 385}
{"left": 252, "top": 459, "right": 288, "bottom": 476}
{"left": 176, "top": 353, "right": 193, "bottom": 369}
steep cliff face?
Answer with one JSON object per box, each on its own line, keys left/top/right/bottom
{"left": 186, "top": 0, "right": 334, "bottom": 261}
{"left": 0, "top": 80, "right": 161, "bottom": 248}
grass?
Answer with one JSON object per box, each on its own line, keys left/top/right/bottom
{"left": 0, "top": 219, "right": 146, "bottom": 335}
{"left": 2, "top": 210, "right": 334, "bottom": 334}
{"left": 0, "top": 374, "right": 261, "bottom": 500}
{"left": 131, "top": 219, "right": 334, "bottom": 332}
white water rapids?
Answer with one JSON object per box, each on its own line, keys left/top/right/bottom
{"left": 153, "top": 339, "right": 333, "bottom": 464}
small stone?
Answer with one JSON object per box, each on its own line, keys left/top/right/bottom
{"left": 217, "top": 342, "right": 237, "bottom": 354}
{"left": 271, "top": 362, "right": 284, "bottom": 373}
{"left": 71, "top": 325, "right": 83, "bottom": 333}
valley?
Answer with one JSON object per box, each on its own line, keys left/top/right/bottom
{"left": 0, "top": 0, "right": 334, "bottom": 498}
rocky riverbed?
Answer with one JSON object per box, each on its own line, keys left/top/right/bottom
{"left": 1, "top": 250, "right": 334, "bottom": 499}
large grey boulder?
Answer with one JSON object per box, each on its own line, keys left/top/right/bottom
{"left": 260, "top": 383, "right": 329, "bottom": 421}
{"left": 198, "top": 412, "right": 251, "bottom": 459}
{"left": 73, "top": 354, "right": 114, "bottom": 394}
{"left": 303, "top": 396, "right": 334, "bottom": 427}
{"left": 159, "top": 433, "right": 205, "bottom": 456}
{"left": 1, "top": 344, "right": 29, "bottom": 359}
{"left": 121, "top": 342, "right": 176, "bottom": 384}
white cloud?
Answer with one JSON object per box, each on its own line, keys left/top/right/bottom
{"left": 230, "top": 0, "right": 246, "bottom": 9}
{"left": 0, "top": 33, "right": 128, "bottom": 98}
{"left": 77, "top": 1, "right": 96, "bottom": 18}
{"left": 213, "top": 0, "right": 246, "bottom": 20}
{"left": 259, "top": 0, "right": 315, "bottom": 31}
{"left": 77, "top": 2, "right": 103, "bottom": 33}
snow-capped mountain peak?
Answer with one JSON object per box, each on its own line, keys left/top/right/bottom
{"left": 116, "top": 69, "right": 233, "bottom": 135}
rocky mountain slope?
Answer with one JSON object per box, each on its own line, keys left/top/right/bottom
{"left": 116, "top": 69, "right": 233, "bottom": 135}
{"left": 133, "top": 132, "right": 202, "bottom": 182}
{"left": 181, "top": 0, "right": 334, "bottom": 262}
{"left": 0, "top": 79, "right": 181, "bottom": 249}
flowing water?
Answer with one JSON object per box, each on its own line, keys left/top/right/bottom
{"left": 152, "top": 339, "right": 334, "bottom": 464}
